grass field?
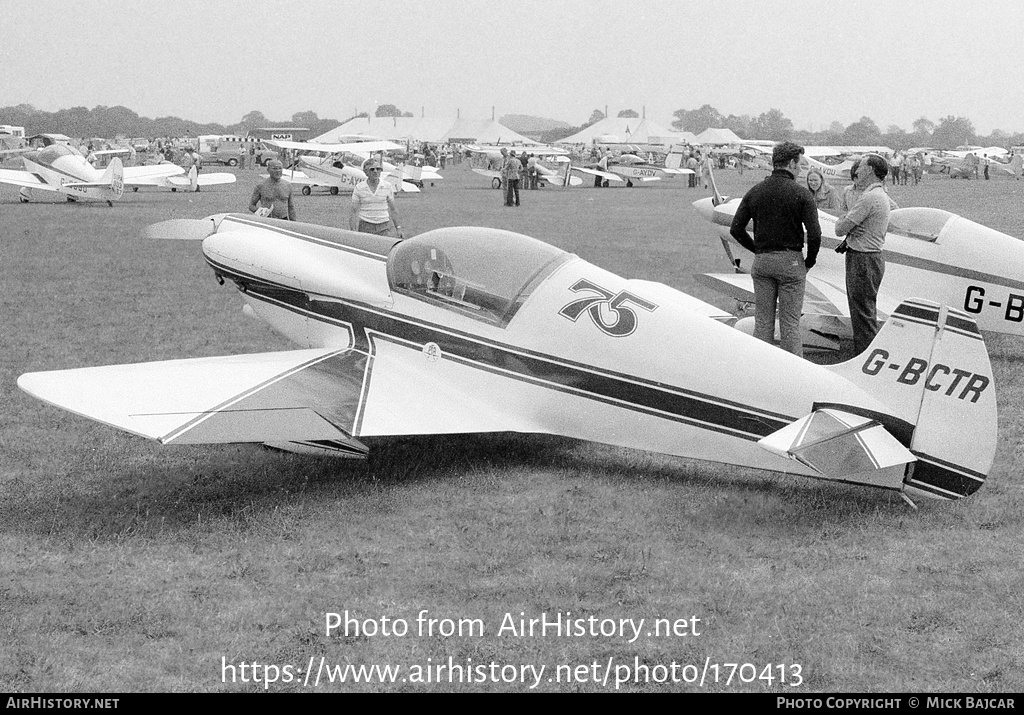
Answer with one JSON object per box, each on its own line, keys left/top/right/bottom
{"left": 2, "top": 163, "right": 1023, "bottom": 692}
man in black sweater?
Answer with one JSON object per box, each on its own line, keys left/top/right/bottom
{"left": 729, "top": 141, "right": 821, "bottom": 358}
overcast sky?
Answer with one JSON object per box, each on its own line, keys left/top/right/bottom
{"left": 2, "top": 0, "right": 1021, "bottom": 134}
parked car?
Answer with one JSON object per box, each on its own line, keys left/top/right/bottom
{"left": 253, "top": 146, "right": 281, "bottom": 166}
{"left": 200, "top": 149, "right": 244, "bottom": 167}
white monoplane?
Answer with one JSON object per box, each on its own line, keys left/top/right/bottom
{"left": 801, "top": 154, "right": 855, "bottom": 183}
{"left": 467, "top": 144, "right": 580, "bottom": 189}
{"left": 264, "top": 139, "right": 424, "bottom": 195}
{"left": 693, "top": 187, "right": 1024, "bottom": 347}
{"left": 471, "top": 156, "right": 581, "bottom": 189}
{"left": 573, "top": 153, "right": 693, "bottom": 187}
{"left": 18, "top": 214, "right": 996, "bottom": 504}
{"left": 0, "top": 143, "right": 234, "bottom": 203}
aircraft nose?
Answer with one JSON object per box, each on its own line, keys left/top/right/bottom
{"left": 692, "top": 196, "right": 717, "bottom": 222}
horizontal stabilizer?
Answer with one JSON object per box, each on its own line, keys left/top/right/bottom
{"left": 759, "top": 408, "right": 914, "bottom": 488}
{"left": 166, "top": 172, "right": 237, "bottom": 188}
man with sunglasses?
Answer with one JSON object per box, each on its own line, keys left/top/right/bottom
{"left": 350, "top": 158, "right": 403, "bottom": 238}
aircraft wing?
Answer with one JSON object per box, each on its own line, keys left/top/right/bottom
{"left": 694, "top": 271, "right": 852, "bottom": 318}
{"left": 0, "top": 168, "right": 53, "bottom": 190}
{"left": 381, "top": 175, "right": 420, "bottom": 193}
{"left": 122, "top": 164, "right": 186, "bottom": 186}
{"left": 472, "top": 168, "right": 501, "bottom": 179}
{"left": 164, "top": 172, "right": 237, "bottom": 188}
{"left": 259, "top": 169, "right": 319, "bottom": 187}
{"left": 571, "top": 166, "right": 624, "bottom": 182}
{"left": 18, "top": 345, "right": 541, "bottom": 453}
{"left": 90, "top": 149, "right": 133, "bottom": 157}
{"left": 196, "top": 172, "right": 236, "bottom": 187}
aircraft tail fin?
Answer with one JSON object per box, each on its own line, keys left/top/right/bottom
{"left": 824, "top": 299, "right": 997, "bottom": 500}
{"left": 665, "top": 151, "right": 682, "bottom": 170}
{"left": 102, "top": 157, "right": 124, "bottom": 199}
{"left": 706, "top": 160, "right": 726, "bottom": 206}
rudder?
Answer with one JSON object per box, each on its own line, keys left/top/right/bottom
{"left": 102, "top": 157, "right": 124, "bottom": 199}
{"left": 826, "top": 299, "right": 997, "bottom": 500}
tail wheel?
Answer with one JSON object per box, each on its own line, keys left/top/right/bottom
{"left": 492, "top": 177, "right": 502, "bottom": 189}
{"left": 330, "top": 186, "right": 339, "bottom": 195}
{"left": 301, "top": 186, "right": 311, "bottom": 196}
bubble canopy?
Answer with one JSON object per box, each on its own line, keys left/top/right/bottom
{"left": 886, "top": 207, "right": 957, "bottom": 243}
{"left": 387, "top": 227, "right": 572, "bottom": 326}
{"left": 36, "top": 144, "right": 84, "bottom": 164}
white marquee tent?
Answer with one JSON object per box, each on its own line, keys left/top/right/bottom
{"left": 313, "top": 117, "right": 538, "bottom": 145}
{"left": 557, "top": 117, "right": 692, "bottom": 146}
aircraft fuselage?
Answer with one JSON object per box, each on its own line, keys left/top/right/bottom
{"left": 22, "top": 153, "right": 117, "bottom": 202}
{"left": 199, "top": 215, "right": 935, "bottom": 488}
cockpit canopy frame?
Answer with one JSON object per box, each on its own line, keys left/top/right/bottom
{"left": 387, "top": 227, "right": 571, "bottom": 327}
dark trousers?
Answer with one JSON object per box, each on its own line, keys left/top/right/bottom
{"left": 846, "top": 250, "right": 885, "bottom": 355}
{"left": 504, "top": 178, "right": 520, "bottom": 206}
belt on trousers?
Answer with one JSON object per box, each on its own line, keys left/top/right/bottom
{"left": 754, "top": 248, "right": 802, "bottom": 254}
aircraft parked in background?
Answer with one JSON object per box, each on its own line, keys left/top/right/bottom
{"left": 469, "top": 149, "right": 581, "bottom": 189}
{"left": 18, "top": 214, "right": 997, "bottom": 504}
{"left": 573, "top": 152, "right": 692, "bottom": 187}
{"left": 801, "top": 154, "right": 855, "bottom": 183}
{"left": 693, "top": 189, "right": 1024, "bottom": 347}
{"left": 0, "top": 142, "right": 233, "bottom": 203}
{"left": 264, "top": 138, "right": 426, "bottom": 194}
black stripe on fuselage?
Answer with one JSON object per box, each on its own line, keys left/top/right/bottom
{"left": 217, "top": 267, "right": 795, "bottom": 442}
{"left": 364, "top": 330, "right": 779, "bottom": 441}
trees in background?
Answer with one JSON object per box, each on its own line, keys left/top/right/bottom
{"left": 0, "top": 102, "right": 1015, "bottom": 150}
{"left": 670, "top": 104, "right": 1013, "bottom": 149}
